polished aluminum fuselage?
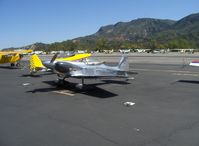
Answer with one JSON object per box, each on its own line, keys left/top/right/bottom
{"left": 54, "top": 56, "right": 129, "bottom": 79}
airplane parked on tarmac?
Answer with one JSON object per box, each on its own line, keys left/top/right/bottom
{"left": 119, "top": 49, "right": 131, "bottom": 54}
{"left": 53, "top": 55, "right": 130, "bottom": 89}
{"left": 0, "top": 49, "right": 33, "bottom": 67}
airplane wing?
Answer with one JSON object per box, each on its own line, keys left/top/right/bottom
{"left": 0, "top": 53, "right": 17, "bottom": 56}
{"left": 56, "top": 53, "right": 91, "bottom": 61}
{"left": 0, "top": 52, "right": 12, "bottom": 55}
{"left": 0, "top": 49, "right": 33, "bottom": 55}
{"left": 17, "top": 49, "right": 33, "bottom": 54}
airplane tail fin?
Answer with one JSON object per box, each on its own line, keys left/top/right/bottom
{"left": 29, "top": 54, "right": 45, "bottom": 73}
{"left": 117, "top": 55, "right": 129, "bottom": 71}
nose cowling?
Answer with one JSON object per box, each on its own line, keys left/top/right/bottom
{"left": 54, "top": 62, "right": 70, "bottom": 73}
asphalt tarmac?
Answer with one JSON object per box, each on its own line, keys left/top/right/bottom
{"left": 0, "top": 60, "right": 199, "bottom": 146}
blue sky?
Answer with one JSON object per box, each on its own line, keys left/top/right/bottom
{"left": 0, "top": 0, "right": 198, "bottom": 49}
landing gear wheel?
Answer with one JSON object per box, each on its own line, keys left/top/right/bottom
{"left": 10, "top": 63, "right": 15, "bottom": 67}
{"left": 75, "top": 83, "right": 91, "bottom": 90}
{"left": 56, "top": 78, "right": 65, "bottom": 86}
{"left": 16, "top": 63, "right": 20, "bottom": 67}
{"left": 76, "top": 84, "right": 84, "bottom": 90}
{"left": 16, "top": 62, "right": 24, "bottom": 68}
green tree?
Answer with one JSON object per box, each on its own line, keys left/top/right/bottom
{"left": 95, "top": 38, "right": 110, "bottom": 52}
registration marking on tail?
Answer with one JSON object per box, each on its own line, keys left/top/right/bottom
{"left": 53, "top": 90, "right": 75, "bottom": 96}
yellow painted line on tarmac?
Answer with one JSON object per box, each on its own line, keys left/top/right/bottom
{"left": 53, "top": 90, "right": 75, "bottom": 96}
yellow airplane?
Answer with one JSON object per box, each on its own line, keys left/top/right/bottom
{"left": 29, "top": 53, "right": 92, "bottom": 74}
{"left": 0, "top": 49, "right": 33, "bottom": 67}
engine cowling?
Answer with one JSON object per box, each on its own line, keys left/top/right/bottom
{"left": 54, "top": 62, "right": 70, "bottom": 73}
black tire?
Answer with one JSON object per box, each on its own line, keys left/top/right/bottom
{"left": 56, "top": 79, "right": 64, "bottom": 86}
{"left": 16, "top": 63, "right": 20, "bottom": 67}
{"left": 10, "top": 63, "right": 15, "bottom": 67}
{"left": 16, "top": 62, "right": 24, "bottom": 68}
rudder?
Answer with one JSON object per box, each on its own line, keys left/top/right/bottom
{"left": 117, "top": 55, "right": 129, "bottom": 71}
{"left": 29, "top": 54, "right": 45, "bottom": 73}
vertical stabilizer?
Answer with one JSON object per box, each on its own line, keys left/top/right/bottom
{"left": 29, "top": 54, "right": 45, "bottom": 73}
{"left": 117, "top": 56, "right": 129, "bottom": 71}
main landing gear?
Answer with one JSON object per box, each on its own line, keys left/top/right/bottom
{"left": 75, "top": 78, "right": 85, "bottom": 90}
{"left": 56, "top": 77, "right": 87, "bottom": 90}
{"left": 10, "top": 62, "right": 24, "bottom": 68}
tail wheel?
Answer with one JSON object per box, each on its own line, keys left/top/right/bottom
{"left": 16, "top": 62, "right": 24, "bottom": 68}
{"left": 16, "top": 63, "right": 21, "bottom": 67}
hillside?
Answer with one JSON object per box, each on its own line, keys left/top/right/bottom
{"left": 75, "top": 13, "right": 199, "bottom": 50}
{"left": 91, "top": 18, "right": 176, "bottom": 41}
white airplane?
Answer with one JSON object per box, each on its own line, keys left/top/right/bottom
{"left": 119, "top": 49, "right": 131, "bottom": 54}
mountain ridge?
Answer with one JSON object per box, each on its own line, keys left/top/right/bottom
{"left": 73, "top": 12, "right": 199, "bottom": 50}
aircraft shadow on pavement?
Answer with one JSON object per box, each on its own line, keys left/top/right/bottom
{"left": 127, "top": 71, "right": 138, "bottom": 75}
{"left": 101, "top": 79, "right": 131, "bottom": 85}
{"left": 178, "top": 80, "right": 199, "bottom": 84}
{"left": 21, "top": 72, "right": 54, "bottom": 77}
{"left": 27, "top": 87, "right": 57, "bottom": 93}
{"left": 26, "top": 80, "right": 119, "bottom": 98}
{"left": 21, "top": 74, "right": 41, "bottom": 77}
{"left": 0, "top": 66, "right": 19, "bottom": 69}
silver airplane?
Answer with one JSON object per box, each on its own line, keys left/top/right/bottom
{"left": 53, "top": 56, "right": 130, "bottom": 88}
